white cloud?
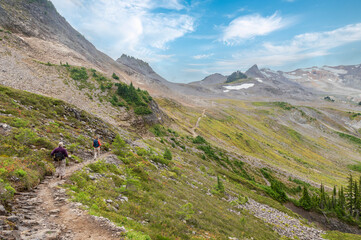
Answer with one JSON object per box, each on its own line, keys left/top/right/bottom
{"left": 50, "top": 0, "right": 194, "bottom": 59}
{"left": 215, "top": 23, "right": 361, "bottom": 71}
{"left": 221, "top": 12, "right": 290, "bottom": 45}
{"left": 193, "top": 53, "right": 214, "bottom": 60}
{"left": 153, "top": 0, "right": 185, "bottom": 10}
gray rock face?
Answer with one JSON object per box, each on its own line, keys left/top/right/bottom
{"left": 245, "top": 64, "right": 264, "bottom": 79}
{"left": 117, "top": 54, "right": 156, "bottom": 76}
{"left": 0, "top": 0, "right": 121, "bottom": 69}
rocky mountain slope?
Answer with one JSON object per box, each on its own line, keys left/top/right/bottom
{"left": 0, "top": 0, "right": 123, "bottom": 71}
{"left": 1, "top": 0, "right": 361, "bottom": 239}
{"left": 188, "top": 63, "right": 361, "bottom": 103}
{"left": 260, "top": 64, "right": 361, "bottom": 102}
{"left": 0, "top": 0, "right": 169, "bottom": 132}
{"left": 188, "top": 64, "right": 316, "bottom": 100}
{"left": 117, "top": 54, "right": 166, "bottom": 83}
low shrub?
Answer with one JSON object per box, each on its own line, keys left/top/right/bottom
{"left": 163, "top": 148, "right": 172, "bottom": 161}
{"left": 192, "top": 135, "right": 207, "bottom": 144}
{"left": 69, "top": 67, "right": 88, "bottom": 81}
{"left": 150, "top": 155, "right": 170, "bottom": 166}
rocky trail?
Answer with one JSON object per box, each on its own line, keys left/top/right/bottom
{"left": 191, "top": 109, "right": 206, "bottom": 137}
{"left": 1, "top": 153, "right": 125, "bottom": 240}
{"left": 237, "top": 198, "right": 325, "bottom": 240}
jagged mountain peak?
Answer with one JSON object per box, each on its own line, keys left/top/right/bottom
{"left": 116, "top": 54, "right": 155, "bottom": 76}
{"left": 245, "top": 64, "right": 265, "bottom": 79}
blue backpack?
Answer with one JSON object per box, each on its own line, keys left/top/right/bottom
{"left": 93, "top": 139, "right": 100, "bottom": 148}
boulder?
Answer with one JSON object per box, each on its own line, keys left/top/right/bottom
{"left": 0, "top": 205, "right": 6, "bottom": 215}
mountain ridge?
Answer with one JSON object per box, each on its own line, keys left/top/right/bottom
{"left": 2, "top": 1, "right": 361, "bottom": 239}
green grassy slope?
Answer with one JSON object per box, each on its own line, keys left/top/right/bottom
{"left": 3, "top": 85, "right": 361, "bottom": 239}
{"left": 0, "top": 85, "right": 286, "bottom": 239}
{"left": 65, "top": 131, "right": 290, "bottom": 239}
{"left": 0, "top": 85, "right": 115, "bottom": 204}
{"left": 159, "top": 98, "right": 361, "bottom": 187}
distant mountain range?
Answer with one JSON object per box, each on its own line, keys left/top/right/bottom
{"left": 1, "top": 0, "right": 360, "bottom": 104}
{"left": 116, "top": 49, "right": 361, "bottom": 102}
{"left": 187, "top": 63, "right": 361, "bottom": 102}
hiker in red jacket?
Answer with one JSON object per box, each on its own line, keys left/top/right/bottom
{"left": 93, "top": 136, "right": 101, "bottom": 159}
{"left": 51, "top": 142, "right": 68, "bottom": 179}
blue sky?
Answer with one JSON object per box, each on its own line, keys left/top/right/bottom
{"left": 51, "top": 0, "right": 361, "bottom": 83}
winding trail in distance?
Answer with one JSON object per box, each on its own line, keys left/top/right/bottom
{"left": 191, "top": 109, "right": 206, "bottom": 137}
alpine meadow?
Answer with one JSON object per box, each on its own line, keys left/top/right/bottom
{"left": 1, "top": 0, "right": 361, "bottom": 240}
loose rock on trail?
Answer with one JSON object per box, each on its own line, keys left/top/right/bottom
{"left": 1, "top": 153, "right": 125, "bottom": 240}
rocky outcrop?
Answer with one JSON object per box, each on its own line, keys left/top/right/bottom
{"left": 117, "top": 54, "right": 156, "bottom": 76}
{"left": 226, "top": 71, "right": 247, "bottom": 83}
{"left": 142, "top": 100, "right": 169, "bottom": 126}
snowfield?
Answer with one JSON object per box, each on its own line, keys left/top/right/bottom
{"left": 223, "top": 83, "right": 255, "bottom": 92}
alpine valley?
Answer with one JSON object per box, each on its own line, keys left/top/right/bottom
{"left": 0, "top": 1, "right": 361, "bottom": 240}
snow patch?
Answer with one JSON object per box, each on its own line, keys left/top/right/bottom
{"left": 223, "top": 90, "right": 230, "bottom": 93}
{"left": 223, "top": 84, "right": 255, "bottom": 90}
{"left": 255, "top": 78, "right": 263, "bottom": 83}
{"left": 322, "top": 66, "right": 347, "bottom": 75}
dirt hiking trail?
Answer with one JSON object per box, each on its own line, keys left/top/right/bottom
{"left": 7, "top": 153, "right": 125, "bottom": 240}
{"left": 191, "top": 109, "right": 206, "bottom": 137}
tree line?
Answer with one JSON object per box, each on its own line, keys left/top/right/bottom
{"left": 299, "top": 175, "right": 361, "bottom": 223}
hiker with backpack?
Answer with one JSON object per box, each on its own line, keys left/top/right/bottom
{"left": 51, "top": 142, "right": 68, "bottom": 179}
{"left": 93, "top": 136, "right": 101, "bottom": 159}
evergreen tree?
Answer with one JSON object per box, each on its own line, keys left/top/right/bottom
{"left": 354, "top": 181, "right": 360, "bottom": 218}
{"left": 339, "top": 186, "right": 345, "bottom": 210}
{"left": 216, "top": 175, "right": 225, "bottom": 193}
{"left": 299, "top": 186, "right": 312, "bottom": 210}
{"left": 347, "top": 174, "right": 354, "bottom": 215}
{"left": 359, "top": 176, "right": 361, "bottom": 197}
{"left": 332, "top": 186, "right": 337, "bottom": 209}
{"left": 319, "top": 183, "right": 327, "bottom": 209}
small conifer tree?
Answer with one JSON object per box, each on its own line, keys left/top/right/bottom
{"left": 299, "top": 186, "right": 312, "bottom": 210}
{"left": 216, "top": 175, "right": 225, "bottom": 193}
{"left": 163, "top": 148, "right": 172, "bottom": 160}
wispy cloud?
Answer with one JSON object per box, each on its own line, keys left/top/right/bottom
{"left": 215, "top": 23, "right": 361, "bottom": 71}
{"left": 221, "top": 12, "right": 290, "bottom": 45}
{"left": 51, "top": 0, "right": 194, "bottom": 60}
{"left": 224, "top": 7, "right": 246, "bottom": 19}
{"left": 193, "top": 53, "right": 214, "bottom": 60}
